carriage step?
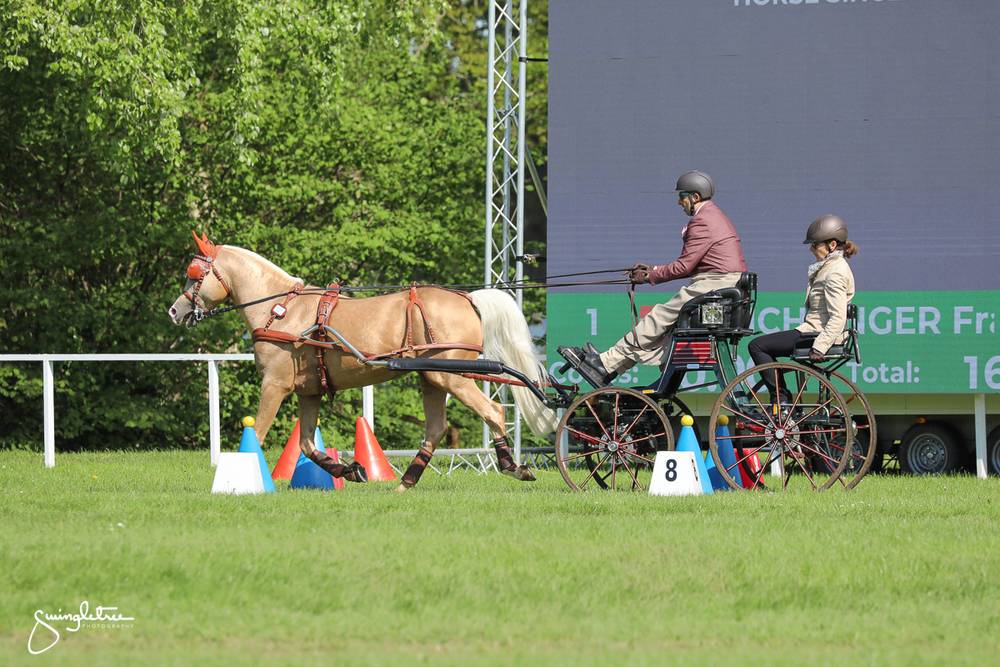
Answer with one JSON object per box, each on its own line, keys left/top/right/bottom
{"left": 385, "top": 358, "right": 505, "bottom": 374}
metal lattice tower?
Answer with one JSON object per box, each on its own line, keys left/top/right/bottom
{"left": 483, "top": 0, "right": 528, "bottom": 460}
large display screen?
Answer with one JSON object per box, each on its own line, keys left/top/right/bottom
{"left": 547, "top": 0, "right": 1000, "bottom": 393}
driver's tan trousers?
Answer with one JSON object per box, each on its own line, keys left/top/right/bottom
{"left": 599, "top": 272, "right": 744, "bottom": 373}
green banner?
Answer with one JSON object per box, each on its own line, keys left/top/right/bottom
{"left": 546, "top": 291, "right": 1000, "bottom": 394}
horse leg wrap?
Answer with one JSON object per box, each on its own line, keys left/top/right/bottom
{"left": 307, "top": 450, "right": 368, "bottom": 483}
{"left": 493, "top": 437, "right": 536, "bottom": 482}
{"left": 400, "top": 445, "right": 435, "bottom": 489}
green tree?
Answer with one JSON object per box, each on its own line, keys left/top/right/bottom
{"left": 1, "top": 0, "right": 550, "bottom": 451}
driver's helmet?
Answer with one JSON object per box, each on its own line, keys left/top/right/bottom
{"left": 675, "top": 170, "right": 715, "bottom": 199}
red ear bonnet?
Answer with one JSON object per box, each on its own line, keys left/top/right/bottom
{"left": 191, "top": 230, "right": 219, "bottom": 258}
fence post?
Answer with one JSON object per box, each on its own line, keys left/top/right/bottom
{"left": 43, "top": 358, "right": 55, "bottom": 468}
{"left": 208, "top": 360, "right": 220, "bottom": 467}
{"left": 974, "top": 393, "right": 987, "bottom": 479}
{"left": 363, "top": 385, "right": 374, "bottom": 432}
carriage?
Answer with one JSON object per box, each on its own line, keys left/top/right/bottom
{"left": 384, "top": 271, "right": 876, "bottom": 492}
{"left": 174, "top": 238, "right": 875, "bottom": 493}
{"left": 547, "top": 272, "right": 877, "bottom": 492}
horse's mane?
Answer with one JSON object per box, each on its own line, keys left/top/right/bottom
{"left": 225, "top": 246, "right": 304, "bottom": 285}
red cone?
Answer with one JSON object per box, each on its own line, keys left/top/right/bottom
{"left": 353, "top": 417, "right": 396, "bottom": 481}
{"left": 271, "top": 419, "right": 301, "bottom": 481}
{"left": 737, "top": 446, "right": 764, "bottom": 489}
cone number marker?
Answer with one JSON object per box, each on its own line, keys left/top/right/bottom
{"left": 664, "top": 458, "right": 678, "bottom": 482}
{"left": 649, "top": 451, "right": 703, "bottom": 496}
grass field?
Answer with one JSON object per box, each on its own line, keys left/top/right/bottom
{"left": 2, "top": 450, "right": 999, "bottom": 666}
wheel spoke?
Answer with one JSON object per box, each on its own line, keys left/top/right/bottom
{"left": 582, "top": 398, "right": 613, "bottom": 442}
{"left": 618, "top": 452, "right": 644, "bottom": 491}
{"left": 785, "top": 446, "right": 820, "bottom": 489}
{"left": 793, "top": 395, "right": 838, "bottom": 426}
{"left": 579, "top": 453, "right": 611, "bottom": 490}
{"left": 566, "top": 426, "right": 604, "bottom": 446}
{"left": 561, "top": 447, "right": 605, "bottom": 462}
{"left": 752, "top": 446, "right": 778, "bottom": 489}
{"left": 624, "top": 450, "right": 656, "bottom": 465}
{"left": 746, "top": 380, "right": 778, "bottom": 429}
{"left": 792, "top": 438, "right": 846, "bottom": 467}
{"left": 621, "top": 430, "right": 667, "bottom": 447}
{"left": 732, "top": 443, "right": 767, "bottom": 470}
{"left": 789, "top": 427, "right": 849, "bottom": 437}
{"left": 722, "top": 404, "right": 771, "bottom": 431}
{"left": 714, "top": 432, "right": 774, "bottom": 441}
{"left": 618, "top": 404, "right": 651, "bottom": 441}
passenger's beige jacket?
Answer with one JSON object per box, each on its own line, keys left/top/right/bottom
{"left": 795, "top": 254, "right": 855, "bottom": 354}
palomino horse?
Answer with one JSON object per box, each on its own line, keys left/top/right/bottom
{"left": 168, "top": 233, "right": 557, "bottom": 490}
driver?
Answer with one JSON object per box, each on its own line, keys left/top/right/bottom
{"left": 560, "top": 170, "right": 748, "bottom": 387}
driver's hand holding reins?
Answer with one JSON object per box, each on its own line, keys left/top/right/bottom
{"left": 627, "top": 262, "right": 651, "bottom": 285}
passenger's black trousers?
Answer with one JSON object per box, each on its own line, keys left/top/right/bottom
{"left": 747, "top": 330, "right": 817, "bottom": 398}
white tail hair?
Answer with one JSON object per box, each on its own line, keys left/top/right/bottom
{"left": 470, "top": 289, "right": 558, "bottom": 436}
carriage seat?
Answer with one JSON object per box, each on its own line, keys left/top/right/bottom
{"left": 791, "top": 338, "right": 846, "bottom": 359}
{"left": 789, "top": 304, "right": 859, "bottom": 362}
{"left": 673, "top": 272, "right": 757, "bottom": 334}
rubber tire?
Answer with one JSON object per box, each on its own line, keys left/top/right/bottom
{"left": 899, "top": 423, "right": 962, "bottom": 475}
{"left": 988, "top": 426, "right": 1000, "bottom": 476}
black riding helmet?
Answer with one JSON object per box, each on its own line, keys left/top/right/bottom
{"left": 675, "top": 170, "right": 715, "bottom": 200}
{"left": 803, "top": 214, "right": 848, "bottom": 244}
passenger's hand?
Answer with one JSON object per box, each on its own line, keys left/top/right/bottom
{"left": 808, "top": 348, "right": 825, "bottom": 362}
{"left": 628, "top": 262, "right": 651, "bottom": 284}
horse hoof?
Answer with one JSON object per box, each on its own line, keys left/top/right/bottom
{"left": 346, "top": 462, "right": 368, "bottom": 483}
{"left": 501, "top": 465, "right": 536, "bottom": 482}
{"left": 394, "top": 484, "right": 409, "bottom": 493}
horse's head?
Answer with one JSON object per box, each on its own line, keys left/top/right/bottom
{"left": 168, "top": 231, "right": 233, "bottom": 327}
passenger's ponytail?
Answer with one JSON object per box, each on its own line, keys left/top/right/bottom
{"left": 843, "top": 240, "right": 859, "bottom": 258}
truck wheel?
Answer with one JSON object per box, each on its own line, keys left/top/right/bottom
{"left": 899, "top": 423, "right": 961, "bottom": 475}
{"left": 988, "top": 426, "right": 1000, "bottom": 476}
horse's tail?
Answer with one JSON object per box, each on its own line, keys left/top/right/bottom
{"left": 469, "top": 289, "right": 558, "bottom": 437}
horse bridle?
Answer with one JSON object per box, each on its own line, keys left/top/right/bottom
{"left": 183, "top": 254, "right": 232, "bottom": 323}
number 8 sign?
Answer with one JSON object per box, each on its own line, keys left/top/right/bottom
{"left": 649, "top": 451, "right": 704, "bottom": 496}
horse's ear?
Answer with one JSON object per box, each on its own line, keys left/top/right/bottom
{"left": 192, "top": 230, "right": 218, "bottom": 257}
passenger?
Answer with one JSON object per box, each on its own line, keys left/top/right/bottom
{"left": 748, "top": 215, "right": 858, "bottom": 402}
{"left": 560, "top": 170, "right": 747, "bottom": 387}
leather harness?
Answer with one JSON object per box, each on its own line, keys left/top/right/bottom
{"left": 251, "top": 284, "right": 484, "bottom": 401}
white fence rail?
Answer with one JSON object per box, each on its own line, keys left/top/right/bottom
{"left": 0, "top": 354, "right": 378, "bottom": 468}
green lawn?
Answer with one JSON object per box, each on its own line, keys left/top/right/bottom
{"left": 2, "top": 450, "right": 999, "bottom": 666}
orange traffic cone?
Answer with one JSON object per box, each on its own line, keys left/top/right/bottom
{"left": 738, "top": 446, "right": 764, "bottom": 489}
{"left": 353, "top": 417, "right": 395, "bottom": 481}
{"left": 271, "top": 419, "right": 302, "bottom": 481}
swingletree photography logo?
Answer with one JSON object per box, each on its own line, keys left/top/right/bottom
{"left": 27, "top": 601, "right": 135, "bottom": 655}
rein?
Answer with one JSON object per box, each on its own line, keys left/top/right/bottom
{"left": 202, "top": 269, "right": 636, "bottom": 320}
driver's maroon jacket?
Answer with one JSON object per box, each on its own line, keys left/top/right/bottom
{"left": 648, "top": 200, "right": 748, "bottom": 284}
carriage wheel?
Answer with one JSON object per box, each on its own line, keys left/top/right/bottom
{"left": 555, "top": 387, "right": 674, "bottom": 492}
{"left": 815, "top": 370, "right": 877, "bottom": 490}
{"left": 708, "top": 362, "right": 852, "bottom": 492}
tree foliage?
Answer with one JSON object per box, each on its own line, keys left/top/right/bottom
{"left": 0, "top": 0, "right": 556, "bottom": 451}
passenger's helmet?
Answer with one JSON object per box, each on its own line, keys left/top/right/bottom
{"left": 675, "top": 170, "right": 715, "bottom": 200}
{"left": 803, "top": 214, "right": 848, "bottom": 245}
